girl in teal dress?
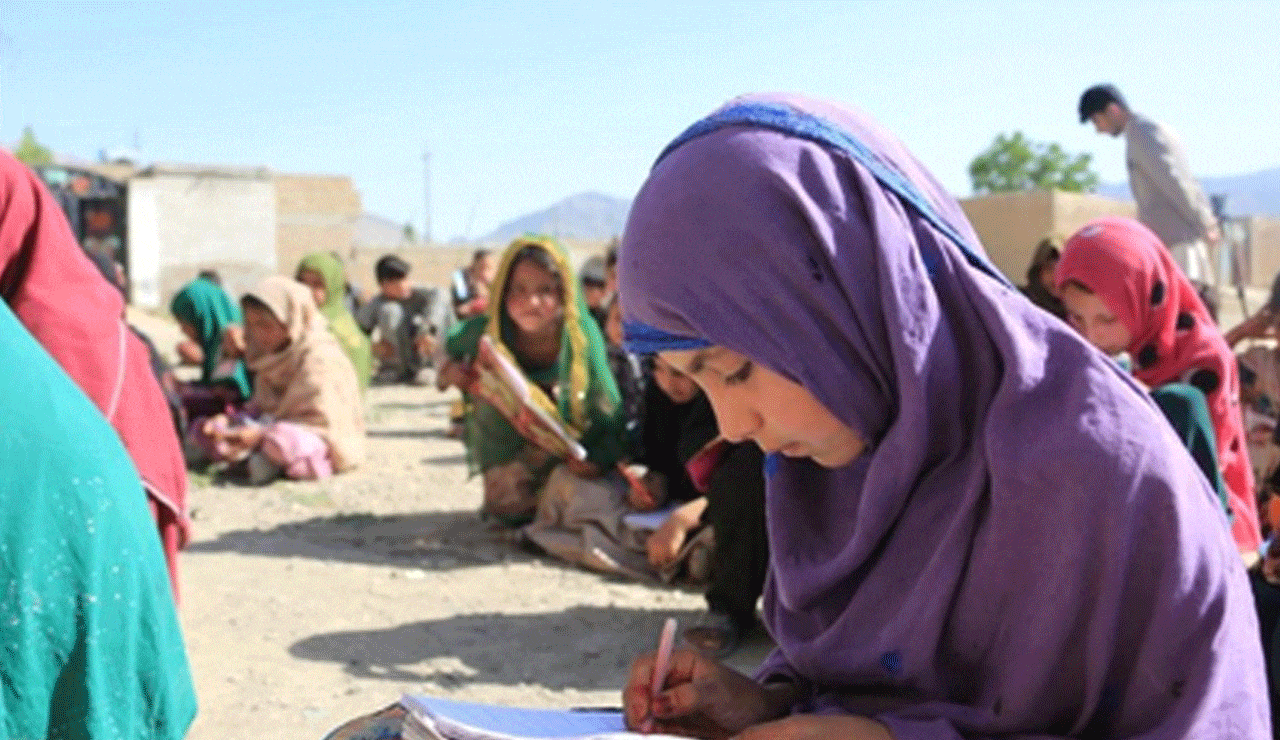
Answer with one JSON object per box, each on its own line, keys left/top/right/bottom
{"left": 0, "top": 298, "right": 197, "bottom": 739}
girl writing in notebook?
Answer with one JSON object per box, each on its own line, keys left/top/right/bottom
{"left": 619, "top": 94, "right": 1266, "bottom": 738}
{"left": 438, "top": 236, "right": 628, "bottom": 525}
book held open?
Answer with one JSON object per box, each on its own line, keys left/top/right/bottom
{"left": 468, "top": 335, "right": 588, "bottom": 462}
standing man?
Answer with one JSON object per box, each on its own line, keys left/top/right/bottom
{"left": 1078, "top": 83, "right": 1221, "bottom": 316}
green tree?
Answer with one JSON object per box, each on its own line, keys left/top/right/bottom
{"left": 13, "top": 126, "right": 54, "bottom": 167}
{"left": 968, "top": 131, "right": 1099, "bottom": 195}
{"left": 402, "top": 222, "right": 417, "bottom": 242}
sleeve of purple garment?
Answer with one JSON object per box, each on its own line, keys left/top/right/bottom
{"left": 753, "top": 648, "right": 813, "bottom": 701}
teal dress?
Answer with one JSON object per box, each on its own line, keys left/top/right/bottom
{"left": 1151, "top": 382, "right": 1229, "bottom": 516}
{"left": 0, "top": 300, "right": 197, "bottom": 739}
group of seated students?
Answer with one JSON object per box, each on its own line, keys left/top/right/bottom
{"left": 160, "top": 246, "right": 499, "bottom": 485}
{"left": 158, "top": 242, "right": 498, "bottom": 487}
{"left": 5, "top": 96, "right": 1280, "bottom": 737}
{"left": 435, "top": 236, "right": 769, "bottom": 657}
{"left": 1023, "top": 220, "right": 1280, "bottom": 549}
{"left": 433, "top": 224, "right": 1280, "bottom": 708}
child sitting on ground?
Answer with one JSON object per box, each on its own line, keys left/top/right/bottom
{"left": 169, "top": 274, "right": 253, "bottom": 426}
{"left": 1019, "top": 235, "right": 1066, "bottom": 320}
{"left": 297, "top": 252, "right": 374, "bottom": 390}
{"left": 603, "top": 293, "right": 646, "bottom": 458}
{"left": 437, "top": 236, "right": 627, "bottom": 524}
{"left": 638, "top": 355, "right": 768, "bottom": 657}
{"left": 1056, "top": 216, "right": 1260, "bottom": 558}
{"left": 191, "top": 276, "right": 366, "bottom": 484}
{"left": 356, "top": 254, "right": 449, "bottom": 384}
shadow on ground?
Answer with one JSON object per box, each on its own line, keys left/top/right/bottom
{"left": 366, "top": 428, "right": 454, "bottom": 441}
{"left": 369, "top": 398, "right": 454, "bottom": 413}
{"left": 419, "top": 452, "right": 468, "bottom": 465}
{"left": 289, "top": 605, "right": 776, "bottom": 690}
{"left": 186, "top": 510, "right": 533, "bottom": 570}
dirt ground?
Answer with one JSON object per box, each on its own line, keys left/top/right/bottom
{"left": 176, "top": 380, "right": 773, "bottom": 740}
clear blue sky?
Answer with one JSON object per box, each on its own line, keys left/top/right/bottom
{"left": 3, "top": 1, "right": 1278, "bottom": 241}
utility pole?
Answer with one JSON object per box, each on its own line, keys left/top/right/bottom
{"left": 422, "top": 148, "right": 432, "bottom": 246}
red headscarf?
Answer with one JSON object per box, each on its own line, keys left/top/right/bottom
{"left": 1057, "top": 216, "right": 1259, "bottom": 552}
{"left": 0, "top": 151, "right": 189, "bottom": 598}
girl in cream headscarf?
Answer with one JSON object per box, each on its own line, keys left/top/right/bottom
{"left": 198, "top": 275, "right": 365, "bottom": 483}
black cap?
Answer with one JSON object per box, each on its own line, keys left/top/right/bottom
{"left": 375, "top": 254, "right": 411, "bottom": 282}
{"left": 580, "top": 255, "right": 607, "bottom": 286}
{"left": 1078, "top": 84, "right": 1127, "bottom": 123}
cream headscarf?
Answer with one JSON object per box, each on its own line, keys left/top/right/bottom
{"left": 243, "top": 276, "right": 366, "bottom": 471}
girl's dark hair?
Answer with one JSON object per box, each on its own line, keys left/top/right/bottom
{"left": 240, "top": 293, "right": 275, "bottom": 316}
{"left": 502, "top": 243, "right": 565, "bottom": 303}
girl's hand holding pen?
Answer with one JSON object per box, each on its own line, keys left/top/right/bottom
{"left": 623, "top": 649, "right": 794, "bottom": 739}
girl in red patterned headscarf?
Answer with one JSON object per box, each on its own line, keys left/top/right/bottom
{"left": 1057, "top": 215, "right": 1260, "bottom": 555}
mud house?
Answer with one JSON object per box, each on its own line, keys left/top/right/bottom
{"left": 126, "top": 165, "right": 369, "bottom": 307}
{"left": 959, "top": 189, "right": 1280, "bottom": 302}
{"left": 959, "top": 189, "right": 1136, "bottom": 283}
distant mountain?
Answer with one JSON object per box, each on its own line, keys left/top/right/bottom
{"left": 481, "top": 192, "right": 630, "bottom": 243}
{"left": 1095, "top": 166, "right": 1280, "bottom": 217}
{"left": 355, "top": 212, "right": 415, "bottom": 249}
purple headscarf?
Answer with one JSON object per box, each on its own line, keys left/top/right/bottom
{"left": 619, "top": 94, "right": 1267, "bottom": 738}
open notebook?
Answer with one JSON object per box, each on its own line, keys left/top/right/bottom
{"left": 400, "top": 695, "right": 690, "bottom": 740}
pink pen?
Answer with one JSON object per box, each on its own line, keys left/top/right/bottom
{"left": 642, "top": 617, "right": 678, "bottom": 733}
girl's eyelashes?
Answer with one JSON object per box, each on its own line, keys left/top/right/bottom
{"left": 725, "top": 360, "right": 753, "bottom": 385}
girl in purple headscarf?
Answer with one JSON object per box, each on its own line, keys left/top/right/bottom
{"left": 619, "top": 94, "right": 1268, "bottom": 739}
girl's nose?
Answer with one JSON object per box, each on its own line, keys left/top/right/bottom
{"left": 704, "top": 389, "right": 761, "bottom": 444}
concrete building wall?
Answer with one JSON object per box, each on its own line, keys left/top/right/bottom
{"left": 958, "top": 190, "right": 1135, "bottom": 284}
{"left": 958, "top": 190, "right": 1056, "bottom": 283}
{"left": 1051, "top": 190, "right": 1138, "bottom": 240}
{"left": 127, "top": 167, "right": 277, "bottom": 308}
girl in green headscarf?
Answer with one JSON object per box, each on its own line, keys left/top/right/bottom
{"left": 169, "top": 274, "right": 253, "bottom": 404}
{"left": 440, "top": 236, "right": 627, "bottom": 524}
{"left": 296, "top": 252, "right": 374, "bottom": 389}
{"left": 0, "top": 298, "right": 197, "bottom": 739}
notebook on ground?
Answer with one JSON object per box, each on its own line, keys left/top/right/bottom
{"left": 621, "top": 506, "right": 677, "bottom": 532}
{"left": 400, "top": 694, "right": 689, "bottom": 740}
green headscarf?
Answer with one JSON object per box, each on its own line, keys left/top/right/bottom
{"left": 447, "top": 236, "right": 626, "bottom": 472}
{"left": 0, "top": 299, "right": 197, "bottom": 739}
{"left": 296, "top": 252, "right": 374, "bottom": 389}
{"left": 169, "top": 276, "right": 252, "bottom": 398}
